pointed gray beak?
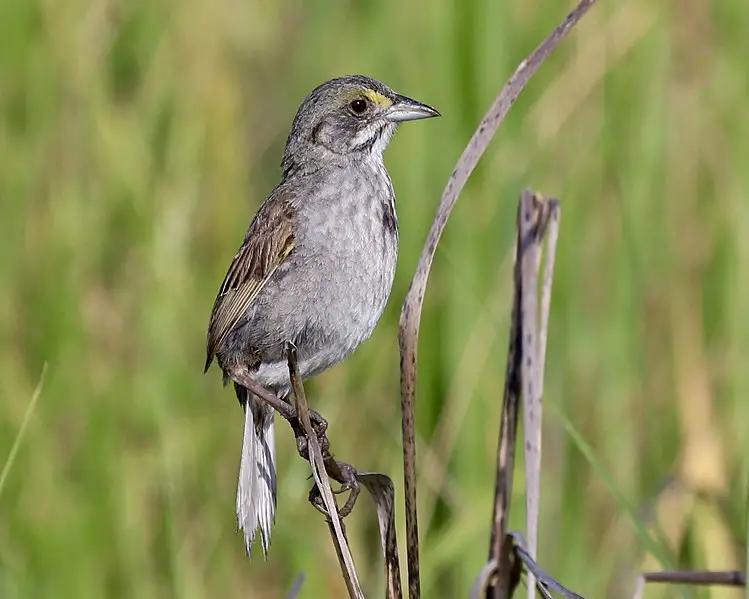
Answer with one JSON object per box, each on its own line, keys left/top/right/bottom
{"left": 385, "top": 94, "right": 441, "bottom": 122}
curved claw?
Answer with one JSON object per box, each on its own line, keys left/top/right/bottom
{"left": 307, "top": 482, "right": 360, "bottom": 519}
{"left": 338, "top": 483, "right": 360, "bottom": 518}
{"left": 306, "top": 460, "right": 361, "bottom": 519}
{"left": 308, "top": 409, "right": 328, "bottom": 436}
{"left": 308, "top": 485, "right": 329, "bottom": 515}
{"left": 296, "top": 436, "right": 310, "bottom": 460}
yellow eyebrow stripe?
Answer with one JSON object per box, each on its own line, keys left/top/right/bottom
{"left": 362, "top": 89, "right": 393, "bottom": 108}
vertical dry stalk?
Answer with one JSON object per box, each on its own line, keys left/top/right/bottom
{"left": 486, "top": 200, "right": 525, "bottom": 599}
{"left": 485, "top": 193, "right": 560, "bottom": 599}
{"left": 398, "top": 2, "right": 599, "bottom": 596}
{"left": 520, "top": 195, "right": 560, "bottom": 598}
{"left": 472, "top": 193, "right": 568, "bottom": 599}
{"left": 287, "top": 347, "right": 364, "bottom": 599}
{"left": 519, "top": 192, "right": 545, "bottom": 599}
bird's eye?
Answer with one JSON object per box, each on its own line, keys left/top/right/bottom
{"left": 349, "top": 99, "right": 368, "bottom": 115}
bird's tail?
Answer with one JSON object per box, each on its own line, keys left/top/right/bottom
{"left": 235, "top": 384, "right": 277, "bottom": 557}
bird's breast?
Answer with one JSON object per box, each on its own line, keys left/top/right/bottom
{"left": 293, "top": 165, "right": 398, "bottom": 340}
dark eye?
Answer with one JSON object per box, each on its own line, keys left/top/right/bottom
{"left": 349, "top": 99, "right": 368, "bottom": 114}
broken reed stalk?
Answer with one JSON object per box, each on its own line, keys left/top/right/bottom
{"left": 478, "top": 192, "right": 567, "bottom": 599}
{"left": 471, "top": 192, "right": 583, "bottom": 599}
{"left": 519, "top": 193, "right": 545, "bottom": 599}
{"left": 520, "top": 194, "right": 560, "bottom": 599}
{"left": 397, "top": 1, "right": 599, "bottom": 597}
{"left": 484, "top": 197, "right": 527, "bottom": 599}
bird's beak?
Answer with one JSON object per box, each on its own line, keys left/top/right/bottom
{"left": 385, "top": 94, "right": 441, "bottom": 122}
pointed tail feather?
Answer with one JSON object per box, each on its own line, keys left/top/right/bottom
{"left": 237, "top": 403, "right": 258, "bottom": 553}
{"left": 236, "top": 386, "right": 277, "bottom": 557}
{"left": 255, "top": 413, "right": 276, "bottom": 553}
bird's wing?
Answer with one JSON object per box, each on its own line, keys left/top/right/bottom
{"left": 204, "top": 191, "right": 295, "bottom": 372}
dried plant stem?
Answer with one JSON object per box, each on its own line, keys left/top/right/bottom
{"left": 519, "top": 191, "right": 544, "bottom": 599}
{"left": 398, "top": 1, "right": 598, "bottom": 598}
{"left": 538, "top": 203, "right": 560, "bottom": 387}
{"left": 483, "top": 192, "right": 560, "bottom": 599}
{"left": 641, "top": 570, "right": 745, "bottom": 586}
{"left": 486, "top": 197, "right": 526, "bottom": 599}
{"left": 521, "top": 195, "right": 560, "bottom": 598}
{"left": 510, "top": 532, "right": 585, "bottom": 599}
{"left": 236, "top": 349, "right": 405, "bottom": 598}
{"left": 359, "top": 472, "right": 404, "bottom": 599}
{"left": 287, "top": 346, "right": 364, "bottom": 599}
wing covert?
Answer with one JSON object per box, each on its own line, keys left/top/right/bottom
{"left": 204, "top": 194, "right": 295, "bottom": 372}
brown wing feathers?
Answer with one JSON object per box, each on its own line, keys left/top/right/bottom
{"left": 204, "top": 196, "right": 295, "bottom": 372}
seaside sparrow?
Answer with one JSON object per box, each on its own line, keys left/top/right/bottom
{"left": 204, "top": 75, "right": 439, "bottom": 556}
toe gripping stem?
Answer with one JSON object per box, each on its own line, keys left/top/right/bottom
{"left": 229, "top": 360, "right": 360, "bottom": 519}
{"left": 283, "top": 344, "right": 360, "bottom": 520}
{"left": 291, "top": 410, "right": 360, "bottom": 519}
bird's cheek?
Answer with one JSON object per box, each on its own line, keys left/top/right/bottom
{"left": 314, "top": 122, "right": 335, "bottom": 146}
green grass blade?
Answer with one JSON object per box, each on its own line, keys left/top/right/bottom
{"left": 0, "top": 364, "right": 47, "bottom": 499}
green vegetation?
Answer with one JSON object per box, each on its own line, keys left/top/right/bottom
{"left": 2, "top": 0, "right": 748, "bottom": 597}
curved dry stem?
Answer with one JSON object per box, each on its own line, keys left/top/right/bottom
{"left": 397, "top": 1, "right": 599, "bottom": 598}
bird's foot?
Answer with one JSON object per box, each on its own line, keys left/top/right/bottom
{"left": 331, "top": 461, "right": 360, "bottom": 517}
{"left": 307, "top": 408, "right": 328, "bottom": 437}
{"left": 291, "top": 407, "right": 329, "bottom": 460}
{"left": 294, "top": 430, "right": 331, "bottom": 461}
{"left": 308, "top": 460, "right": 360, "bottom": 518}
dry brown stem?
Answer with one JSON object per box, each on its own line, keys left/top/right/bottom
{"left": 396, "top": 1, "right": 599, "bottom": 597}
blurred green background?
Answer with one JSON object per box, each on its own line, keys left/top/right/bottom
{"left": 2, "top": 0, "right": 749, "bottom": 597}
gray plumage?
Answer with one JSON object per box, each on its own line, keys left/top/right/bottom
{"left": 205, "top": 75, "right": 439, "bottom": 556}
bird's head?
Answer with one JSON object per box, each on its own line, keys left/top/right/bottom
{"left": 281, "top": 75, "right": 439, "bottom": 173}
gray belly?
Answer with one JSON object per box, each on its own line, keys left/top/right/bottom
{"left": 219, "top": 194, "right": 398, "bottom": 392}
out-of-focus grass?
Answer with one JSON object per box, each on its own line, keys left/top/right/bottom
{"left": 1, "top": 0, "right": 748, "bottom": 597}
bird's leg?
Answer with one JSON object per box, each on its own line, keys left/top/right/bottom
{"left": 230, "top": 369, "right": 297, "bottom": 422}
{"left": 282, "top": 343, "right": 359, "bottom": 519}
{"left": 229, "top": 368, "right": 329, "bottom": 458}
{"left": 289, "top": 406, "right": 329, "bottom": 461}
{"left": 282, "top": 343, "right": 330, "bottom": 460}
